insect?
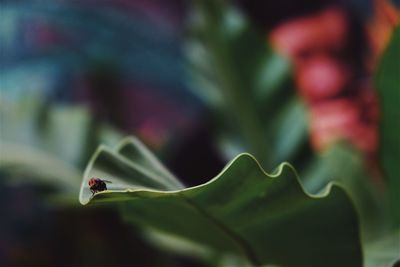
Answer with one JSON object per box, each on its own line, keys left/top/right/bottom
{"left": 88, "top": 177, "right": 111, "bottom": 195}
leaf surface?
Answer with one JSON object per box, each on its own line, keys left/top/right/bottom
{"left": 80, "top": 138, "right": 362, "bottom": 267}
{"left": 375, "top": 26, "right": 400, "bottom": 226}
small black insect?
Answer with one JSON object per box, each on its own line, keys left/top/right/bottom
{"left": 88, "top": 177, "right": 111, "bottom": 195}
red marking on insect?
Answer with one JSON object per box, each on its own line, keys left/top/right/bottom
{"left": 88, "top": 178, "right": 111, "bottom": 195}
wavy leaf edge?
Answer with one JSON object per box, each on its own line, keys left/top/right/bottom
{"left": 79, "top": 136, "right": 369, "bottom": 266}
{"left": 79, "top": 136, "right": 355, "bottom": 209}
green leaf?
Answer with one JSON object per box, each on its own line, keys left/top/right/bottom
{"left": 375, "top": 26, "right": 400, "bottom": 226}
{"left": 300, "top": 145, "right": 400, "bottom": 266}
{"left": 185, "top": 1, "right": 294, "bottom": 168}
{"left": 301, "top": 145, "right": 391, "bottom": 237}
{"left": 0, "top": 142, "right": 80, "bottom": 191}
{"left": 0, "top": 93, "right": 122, "bottom": 194}
{"left": 80, "top": 137, "right": 362, "bottom": 267}
{"left": 364, "top": 229, "right": 400, "bottom": 267}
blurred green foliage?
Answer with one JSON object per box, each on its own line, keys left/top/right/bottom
{"left": 0, "top": 93, "right": 122, "bottom": 198}
{"left": 81, "top": 138, "right": 363, "bottom": 267}
{"left": 375, "top": 26, "right": 400, "bottom": 226}
{"left": 1, "top": 1, "right": 399, "bottom": 266}
{"left": 186, "top": 0, "right": 300, "bottom": 168}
